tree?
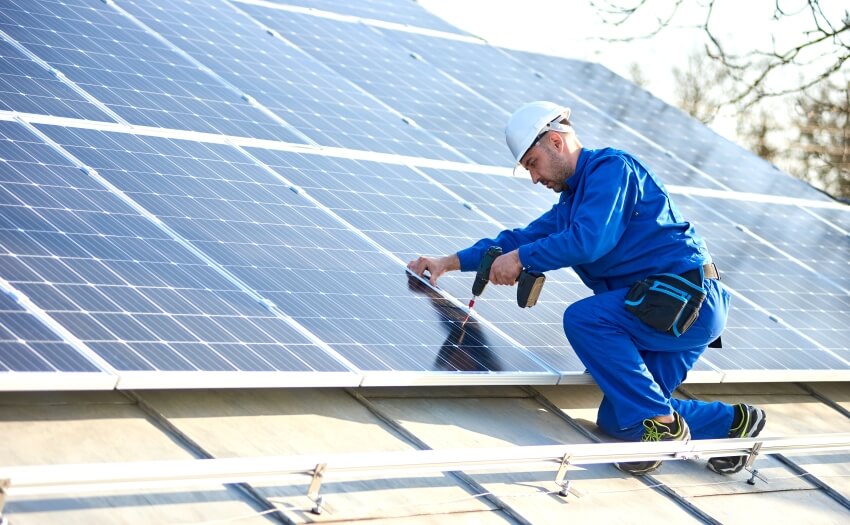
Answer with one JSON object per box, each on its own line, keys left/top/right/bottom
{"left": 591, "top": 0, "right": 850, "bottom": 199}
{"left": 590, "top": 0, "right": 849, "bottom": 109}
{"left": 791, "top": 76, "right": 850, "bottom": 197}
{"left": 628, "top": 61, "right": 650, "bottom": 88}
{"left": 672, "top": 48, "right": 729, "bottom": 123}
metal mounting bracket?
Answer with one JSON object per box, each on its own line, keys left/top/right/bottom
{"left": 307, "top": 463, "right": 327, "bottom": 514}
{"left": 744, "top": 442, "right": 767, "bottom": 485}
{"left": 554, "top": 454, "right": 582, "bottom": 498}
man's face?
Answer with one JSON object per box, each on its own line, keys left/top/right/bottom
{"left": 520, "top": 133, "right": 570, "bottom": 193}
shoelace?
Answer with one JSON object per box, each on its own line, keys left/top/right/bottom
{"left": 641, "top": 421, "right": 669, "bottom": 442}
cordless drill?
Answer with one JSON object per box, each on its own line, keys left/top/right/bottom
{"left": 462, "top": 246, "right": 546, "bottom": 326}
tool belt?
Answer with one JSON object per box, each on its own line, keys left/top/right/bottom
{"left": 625, "top": 263, "right": 719, "bottom": 337}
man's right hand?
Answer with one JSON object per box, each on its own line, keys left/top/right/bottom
{"left": 406, "top": 254, "right": 460, "bottom": 287}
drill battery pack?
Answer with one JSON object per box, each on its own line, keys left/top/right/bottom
{"left": 517, "top": 270, "right": 545, "bottom": 308}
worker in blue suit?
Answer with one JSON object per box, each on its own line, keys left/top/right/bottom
{"left": 407, "top": 101, "right": 766, "bottom": 475}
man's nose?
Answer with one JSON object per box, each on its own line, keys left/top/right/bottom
{"left": 530, "top": 171, "right": 540, "bottom": 184}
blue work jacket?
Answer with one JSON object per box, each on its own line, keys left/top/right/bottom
{"left": 457, "top": 148, "right": 710, "bottom": 294}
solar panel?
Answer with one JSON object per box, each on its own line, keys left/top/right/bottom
{"left": 0, "top": 0, "right": 305, "bottom": 142}
{"left": 230, "top": 0, "right": 467, "bottom": 34}
{"left": 0, "top": 121, "right": 354, "bottom": 388}
{"left": 244, "top": 147, "right": 589, "bottom": 375}
{"left": 235, "top": 4, "right": 510, "bottom": 165}
{"left": 0, "top": 1, "right": 846, "bottom": 390}
{"left": 114, "top": 0, "right": 464, "bottom": 160}
{"left": 376, "top": 31, "right": 731, "bottom": 192}
{"left": 0, "top": 38, "right": 111, "bottom": 121}
{"left": 674, "top": 194, "right": 850, "bottom": 375}
{"left": 36, "top": 125, "right": 555, "bottom": 383}
{"left": 0, "top": 277, "right": 117, "bottom": 392}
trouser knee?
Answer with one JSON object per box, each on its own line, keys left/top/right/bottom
{"left": 562, "top": 299, "right": 592, "bottom": 348}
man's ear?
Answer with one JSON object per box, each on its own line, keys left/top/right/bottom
{"left": 548, "top": 130, "right": 565, "bottom": 152}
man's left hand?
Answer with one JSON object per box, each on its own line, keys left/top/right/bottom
{"left": 490, "top": 250, "right": 522, "bottom": 285}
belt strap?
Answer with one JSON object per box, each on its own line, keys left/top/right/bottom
{"left": 680, "top": 263, "right": 720, "bottom": 285}
{"left": 703, "top": 263, "right": 720, "bottom": 280}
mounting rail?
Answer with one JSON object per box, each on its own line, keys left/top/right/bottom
{"left": 2, "top": 434, "right": 849, "bottom": 516}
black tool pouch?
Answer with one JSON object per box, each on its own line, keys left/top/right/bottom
{"left": 624, "top": 273, "right": 707, "bottom": 337}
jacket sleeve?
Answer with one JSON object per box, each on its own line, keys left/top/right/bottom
{"left": 456, "top": 204, "right": 560, "bottom": 272}
{"left": 518, "top": 156, "right": 639, "bottom": 272}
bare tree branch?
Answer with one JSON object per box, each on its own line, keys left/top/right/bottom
{"left": 592, "top": 0, "right": 850, "bottom": 107}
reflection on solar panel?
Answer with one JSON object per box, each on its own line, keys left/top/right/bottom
{"left": 231, "top": 0, "right": 467, "bottom": 34}
{"left": 0, "top": 0, "right": 847, "bottom": 390}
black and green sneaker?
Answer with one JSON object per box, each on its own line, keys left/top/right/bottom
{"left": 616, "top": 412, "right": 690, "bottom": 476}
{"left": 708, "top": 403, "right": 766, "bottom": 474}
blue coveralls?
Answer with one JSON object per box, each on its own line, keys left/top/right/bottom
{"left": 457, "top": 148, "right": 734, "bottom": 441}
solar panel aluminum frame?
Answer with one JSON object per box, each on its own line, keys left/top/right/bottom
{"left": 114, "top": 370, "right": 362, "bottom": 389}
{"left": 0, "top": 371, "right": 117, "bottom": 391}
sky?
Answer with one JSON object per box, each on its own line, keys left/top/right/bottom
{"left": 418, "top": 0, "right": 847, "bottom": 142}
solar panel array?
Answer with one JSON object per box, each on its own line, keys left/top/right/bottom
{"left": 0, "top": 0, "right": 847, "bottom": 390}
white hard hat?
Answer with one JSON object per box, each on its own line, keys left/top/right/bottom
{"left": 505, "top": 101, "right": 572, "bottom": 164}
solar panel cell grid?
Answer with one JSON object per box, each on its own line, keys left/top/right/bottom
{"left": 38, "top": 125, "right": 551, "bottom": 376}
{"left": 0, "top": 292, "right": 100, "bottom": 372}
{"left": 115, "top": 0, "right": 462, "bottom": 159}
{"left": 0, "top": 121, "right": 346, "bottom": 375}
{"left": 0, "top": 0, "right": 305, "bottom": 142}
{"left": 237, "top": 5, "right": 508, "bottom": 165}
{"left": 0, "top": 0, "right": 846, "bottom": 387}
{"left": 0, "top": 39, "right": 112, "bottom": 121}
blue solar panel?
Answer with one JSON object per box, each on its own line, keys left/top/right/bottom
{"left": 0, "top": 121, "right": 347, "bottom": 377}
{"left": 230, "top": 0, "right": 467, "bottom": 34}
{"left": 0, "top": 38, "right": 111, "bottom": 121}
{"left": 0, "top": 1, "right": 846, "bottom": 389}
{"left": 0, "top": 0, "right": 305, "bottom": 142}
{"left": 116, "top": 0, "right": 463, "bottom": 160}
{"left": 237, "top": 4, "right": 509, "bottom": 165}
{"left": 0, "top": 290, "right": 100, "bottom": 373}
{"left": 38, "top": 125, "right": 553, "bottom": 378}
{"left": 674, "top": 195, "right": 850, "bottom": 370}
{"left": 379, "top": 31, "right": 730, "bottom": 191}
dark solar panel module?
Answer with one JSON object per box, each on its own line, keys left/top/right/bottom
{"left": 117, "top": 0, "right": 463, "bottom": 160}
{"left": 0, "top": 0, "right": 306, "bottom": 142}
{"left": 236, "top": 5, "right": 508, "bottom": 165}
{"left": 0, "top": 121, "right": 350, "bottom": 382}
{"left": 0, "top": 38, "right": 111, "bottom": 121}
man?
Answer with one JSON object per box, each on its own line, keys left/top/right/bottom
{"left": 407, "top": 101, "right": 766, "bottom": 475}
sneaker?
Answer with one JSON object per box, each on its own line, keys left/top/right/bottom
{"left": 616, "top": 412, "right": 690, "bottom": 475}
{"left": 708, "top": 403, "right": 767, "bottom": 475}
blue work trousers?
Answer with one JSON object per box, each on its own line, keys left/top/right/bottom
{"left": 563, "top": 278, "right": 734, "bottom": 441}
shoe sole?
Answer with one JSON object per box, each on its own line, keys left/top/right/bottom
{"left": 617, "top": 425, "right": 691, "bottom": 476}
{"left": 708, "top": 409, "right": 767, "bottom": 475}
